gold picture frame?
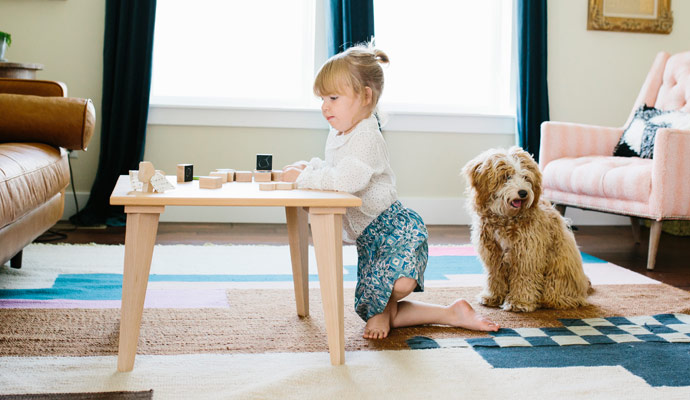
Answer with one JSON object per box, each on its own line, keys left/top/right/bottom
{"left": 587, "top": 0, "right": 673, "bottom": 34}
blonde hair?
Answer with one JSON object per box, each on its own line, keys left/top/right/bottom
{"left": 313, "top": 42, "right": 389, "bottom": 114}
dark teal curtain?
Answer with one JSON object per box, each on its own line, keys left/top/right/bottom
{"left": 325, "top": 0, "right": 375, "bottom": 56}
{"left": 516, "top": 0, "right": 549, "bottom": 162}
{"left": 71, "top": 0, "right": 157, "bottom": 226}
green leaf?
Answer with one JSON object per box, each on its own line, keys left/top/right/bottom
{"left": 0, "top": 31, "right": 11, "bottom": 47}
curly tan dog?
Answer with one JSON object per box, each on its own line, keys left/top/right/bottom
{"left": 462, "top": 146, "right": 591, "bottom": 312}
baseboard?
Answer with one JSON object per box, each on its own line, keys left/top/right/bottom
{"left": 62, "top": 192, "right": 630, "bottom": 226}
{"left": 395, "top": 198, "right": 630, "bottom": 226}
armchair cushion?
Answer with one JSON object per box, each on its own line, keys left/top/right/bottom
{"left": 543, "top": 156, "right": 652, "bottom": 203}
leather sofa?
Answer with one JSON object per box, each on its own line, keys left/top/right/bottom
{"left": 0, "top": 78, "right": 95, "bottom": 268}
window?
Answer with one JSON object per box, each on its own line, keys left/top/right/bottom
{"left": 149, "top": 0, "right": 515, "bottom": 133}
{"left": 374, "top": 0, "right": 514, "bottom": 116}
{"left": 150, "top": 0, "right": 319, "bottom": 109}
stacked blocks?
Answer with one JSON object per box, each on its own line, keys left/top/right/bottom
{"left": 182, "top": 154, "right": 297, "bottom": 190}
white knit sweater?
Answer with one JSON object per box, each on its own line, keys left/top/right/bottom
{"left": 296, "top": 114, "right": 397, "bottom": 242}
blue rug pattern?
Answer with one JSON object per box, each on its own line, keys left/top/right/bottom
{"left": 408, "top": 313, "right": 690, "bottom": 387}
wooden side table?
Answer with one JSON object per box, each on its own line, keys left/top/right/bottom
{"left": 0, "top": 62, "right": 43, "bottom": 79}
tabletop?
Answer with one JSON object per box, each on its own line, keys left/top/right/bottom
{"left": 109, "top": 175, "right": 362, "bottom": 208}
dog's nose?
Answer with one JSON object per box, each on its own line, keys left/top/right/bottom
{"left": 518, "top": 190, "right": 528, "bottom": 198}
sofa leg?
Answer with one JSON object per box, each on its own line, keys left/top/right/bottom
{"left": 554, "top": 204, "right": 566, "bottom": 216}
{"left": 10, "top": 250, "right": 22, "bottom": 269}
{"left": 647, "top": 221, "right": 662, "bottom": 271}
{"left": 630, "top": 217, "right": 641, "bottom": 244}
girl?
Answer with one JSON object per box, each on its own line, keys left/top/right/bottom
{"left": 283, "top": 43, "right": 499, "bottom": 339}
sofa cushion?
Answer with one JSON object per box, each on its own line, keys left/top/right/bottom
{"left": 0, "top": 94, "right": 95, "bottom": 151}
{"left": 0, "top": 143, "right": 69, "bottom": 229}
{"left": 542, "top": 156, "right": 652, "bottom": 203}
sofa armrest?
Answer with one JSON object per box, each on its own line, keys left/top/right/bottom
{"left": 0, "top": 78, "right": 67, "bottom": 97}
{"left": 650, "top": 128, "right": 690, "bottom": 218}
{"left": 539, "top": 121, "right": 623, "bottom": 170}
{"left": 0, "top": 93, "right": 95, "bottom": 150}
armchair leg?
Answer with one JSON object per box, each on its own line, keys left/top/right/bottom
{"left": 554, "top": 204, "right": 566, "bottom": 216}
{"left": 630, "top": 217, "right": 641, "bottom": 244}
{"left": 10, "top": 250, "right": 22, "bottom": 269}
{"left": 647, "top": 221, "right": 662, "bottom": 271}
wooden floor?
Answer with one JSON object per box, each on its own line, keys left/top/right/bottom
{"left": 46, "top": 222, "right": 690, "bottom": 291}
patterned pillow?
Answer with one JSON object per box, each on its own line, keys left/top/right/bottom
{"left": 613, "top": 105, "right": 690, "bottom": 158}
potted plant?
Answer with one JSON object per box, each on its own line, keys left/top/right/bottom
{"left": 0, "top": 31, "right": 11, "bottom": 62}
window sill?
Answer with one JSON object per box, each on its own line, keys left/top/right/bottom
{"left": 147, "top": 104, "right": 515, "bottom": 135}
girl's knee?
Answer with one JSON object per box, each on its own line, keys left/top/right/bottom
{"left": 393, "top": 277, "right": 417, "bottom": 296}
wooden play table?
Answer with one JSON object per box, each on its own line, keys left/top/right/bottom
{"left": 110, "top": 175, "right": 361, "bottom": 371}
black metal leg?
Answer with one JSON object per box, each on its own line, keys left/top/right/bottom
{"left": 10, "top": 250, "right": 22, "bottom": 269}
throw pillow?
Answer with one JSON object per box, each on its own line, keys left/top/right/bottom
{"left": 613, "top": 105, "right": 690, "bottom": 159}
{"left": 613, "top": 105, "right": 664, "bottom": 158}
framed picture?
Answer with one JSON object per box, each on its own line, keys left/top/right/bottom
{"left": 587, "top": 0, "right": 673, "bottom": 34}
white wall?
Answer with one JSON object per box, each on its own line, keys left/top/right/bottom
{"left": 2, "top": 0, "right": 688, "bottom": 225}
{"left": 548, "top": 1, "right": 690, "bottom": 127}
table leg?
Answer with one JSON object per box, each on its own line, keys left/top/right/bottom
{"left": 117, "top": 205, "right": 164, "bottom": 372}
{"left": 308, "top": 207, "right": 346, "bottom": 365}
{"left": 285, "top": 206, "right": 310, "bottom": 317}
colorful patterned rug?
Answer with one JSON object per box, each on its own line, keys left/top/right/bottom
{"left": 1, "top": 243, "right": 689, "bottom": 398}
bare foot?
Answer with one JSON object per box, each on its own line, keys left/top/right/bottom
{"left": 448, "top": 299, "right": 499, "bottom": 332}
{"left": 363, "top": 310, "right": 391, "bottom": 339}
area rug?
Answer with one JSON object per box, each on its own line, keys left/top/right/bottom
{"left": 1, "top": 243, "right": 689, "bottom": 399}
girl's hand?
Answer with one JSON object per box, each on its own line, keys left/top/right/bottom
{"left": 283, "top": 161, "right": 308, "bottom": 171}
{"left": 281, "top": 167, "right": 302, "bottom": 182}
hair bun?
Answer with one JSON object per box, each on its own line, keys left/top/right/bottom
{"left": 373, "top": 49, "right": 389, "bottom": 65}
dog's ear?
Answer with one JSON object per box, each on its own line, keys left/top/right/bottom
{"left": 508, "top": 146, "right": 533, "bottom": 161}
{"left": 461, "top": 153, "right": 486, "bottom": 188}
{"left": 511, "top": 147, "right": 543, "bottom": 206}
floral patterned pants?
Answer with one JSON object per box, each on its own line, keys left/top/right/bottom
{"left": 354, "top": 201, "right": 428, "bottom": 321}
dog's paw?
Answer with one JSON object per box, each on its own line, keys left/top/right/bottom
{"left": 501, "top": 301, "right": 537, "bottom": 313}
{"left": 477, "top": 292, "right": 503, "bottom": 307}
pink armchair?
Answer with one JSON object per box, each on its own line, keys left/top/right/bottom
{"left": 539, "top": 51, "right": 690, "bottom": 270}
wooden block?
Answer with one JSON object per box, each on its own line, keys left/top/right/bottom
{"left": 209, "top": 171, "right": 228, "bottom": 183}
{"left": 253, "top": 170, "right": 272, "bottom": 182}
{"left": 177, "top": 164, "right": 193, "bottom": 182}
{"left": 215, "top": 169, "right": 235, "bottom": 182}
{"left": 276, "top": 181, "right": 297, "bottom": 190}
{"left": 138, "top": 161, "right": 154, "bottom": 180}
{"left": 235, "top": 171, "right": 253, "bottom": 182}
{"left": 271, "top": 170, "right": 283, "bottom": 181}
{"left": 259, "top": 182, "right": 276, "bottom": 191}
{"left": 199, "top": 176, "right": 222, "bottom": 189}
{"left": 256, "top": 154, "right": 273, "bottom": 171}
{"left": 218, "top": 169, "right": 235, "bottom": 182}
{"left": 138, "top": 162, "right": 155, "bottom": 193}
